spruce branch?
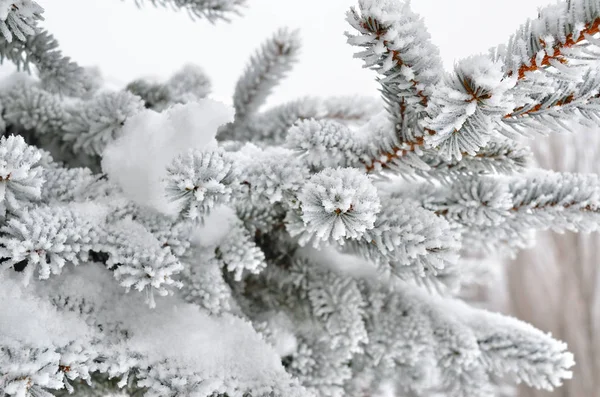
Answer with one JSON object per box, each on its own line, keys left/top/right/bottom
{"left": 355, "top": 0, "right": 600, "bottom": 167}
{"left": 167, "top": 63, "right": 211, "bottom": 101}
{"left": 132, "top": 0, "right": 246, "bottom": 22}
{"left": 235, "top": 145, "right": 310, "bottom": 204}
{"left": 494, "top": 0, "right": 600, "bottom": 79}
{"left": 0, "top": 204, "right": 104, "bottom": 285}
{"left": 223, "top": 96, "right": 380, "bottom": 144}
{"left": 410, "top": 171, "right": 600, "bottom": 255}
{"left": 0, "top": 0, "right": 44, "bottom": 43}
{"left": 421, "top": 140, "right": 532, "bottom": 179}
{"left": 216, "top": 218, "right": 267, "bottom": 281}
{"left": 125, "top": 64, "right": 211, "bottom": 111}
{"left": 349, "top": 197, "right": 459, "bottom": 280}
{"left": 286, "top": 119, "right": 365, "bottom": 170}
{"left": 41, "top": 165, "right": 98, "bottom": 203}
{"left": 0, "top": 0, "right": 591, "bottom": 396}
{"left": 2, "top": 81, "right": 71, "bottom": 135}
{"left": 346, "top": 0, "right": 442, "bottom": 146}
{"left": 104, "top": 218, "right": 184, "bottom": 308}
{"left": 166, "top": 148, "right": 239, "bottom": 220}
{"left": 500, "top": 67, "right": 600, "bottom": 137}
{"left": 232, "top": 28, "right": 301, "bottom": 126}
{"left": 290, "top": 167, "right": 381, "bottom": 246}
{"left": 463, "top": 304, "right": 575, "bottom": 390}
{"left": 423, "top": 56, "right": 517, "bottom": 161}
{"left": 0, "top": 30, "right": 87, "bottom": 97}
{"left": 0, "top": 134, "right": 44, "bottom": 214}
{"left": 508, "top": 170, "right": 600, "bottom": 232}
{"left": 64, "top": 91, "right": 145, "bottom": 156}
{"left": 179, "top": 256, "right": 236, "bottom": 315}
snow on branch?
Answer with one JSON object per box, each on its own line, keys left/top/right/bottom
{"left": 1, "top": 266, "right": 311, "bottom": 397}
{"left": 500, "top": 67, "right": 600, "bottom": 137}
{"left": 407, "top": 171, "right": 600, "bottom": 255}
{"left": 352, "top": 0, "right": 600, "bottom": 168}
{"left": 421, "top": 140, "right": 532, "bottom": 179}
{"left": 286, "top": 119, "right": 365, "bottom": 170}
{"left": 103, "top": 218, "right": 184, "bottom": 308}
{"left": 0, "top": 1, "right": 592, "bottom": 396}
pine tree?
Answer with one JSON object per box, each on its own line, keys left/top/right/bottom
{"left": 1, "top": 0, "right": 599, "bottom": 396}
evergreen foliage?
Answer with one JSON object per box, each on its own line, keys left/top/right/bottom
{"left": 2, "top": 0, "right": 600, "bottom": 396}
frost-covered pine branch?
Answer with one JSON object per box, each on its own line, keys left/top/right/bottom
{"left": 1, "top": 0, "right": 599, "bottom": 396}
{"left": 0, "top": 0, "right": 43, "bottom": 43}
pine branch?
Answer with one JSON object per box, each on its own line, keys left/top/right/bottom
{"left": 0, "top": 0, "right": 43, "bottom": 43}
{"left": 0, "top": 30, "right": 87, "bottom": 97}
{"left": 220, "top": 96, "right": 380, "bottom": 144}
{"left": 288, "top": 167, "right": 380, "bottom": 246}
{"left": 358, "top": 113, "right": 531, "bottom": 177}
{"left": 132, "top": 0, "right": 246, "bottom": 22}
{"left": 345, "top": 1, "right": 439, "bottom": 108}
{"left": 63, "top": 91, "right": 144, "bottom": 156}
{"left": 0, "top": 204, "right": 104, "bottom": 285}
{"left": 360, "top": 0, "right": 600, "bottom": 166}
{"left": 508, "top": 170, "right": 600, "bottom": 232}
{"left": 286, "top": 119, "right": 365, "bottom": 170}
{"left": 125, "top": 64, "right": 211, "bottom": 111}
{"left": 421, "top": 140, "right": 532, "bottom": 179}
{"left": 409, "top": 171, "right": 600, "bottom": 255}
{"left": 462, "top": 304, "right": 575, "bottom": 391}
{"left": 166, "top": 148, "right": 239, "bottom": 220}
{"left": 423, "top": 56, "right": 517, "bottom": 161}
{"left": 2, "top": 80, "right": 71, "bottom": 136}
{"left": 347, "top": 197, "right": 459, "bottom": 281}
{"left": 233, "top": 28, "right": 301, "bottom": 124}
{"left": 500, "top": 68, "right": 600, "bottom": 137}
{"left": 493, "top": 0, "right": 600, "bottom": 79}
{"left": 346, "top": 0, "right": 442, "bottom": 146}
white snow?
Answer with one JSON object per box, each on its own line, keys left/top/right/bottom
{"left": 101, "top": 100, "right": 233, "bottom": 216}
{"left": 0, "top": 275, "right": 90, "bottom": 348}
{"left": 191, "top": 205, "right": 238, "bottom": 248}
{"left": 457, "top": 55, "right": 515, "bottom": 93}
{"left": 41, "top": 266, "right": 308, "bottom": 396}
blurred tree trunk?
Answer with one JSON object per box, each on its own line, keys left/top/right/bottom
{"left": 505, "top": 131, "right": 600, "bottom": 397}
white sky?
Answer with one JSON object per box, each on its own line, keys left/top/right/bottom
{"left": 18, "top": 0, "right": 552, "bottom": 106}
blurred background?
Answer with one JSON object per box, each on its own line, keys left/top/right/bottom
{"left": 6, "top": 0, "right": 599, "bottom": 396}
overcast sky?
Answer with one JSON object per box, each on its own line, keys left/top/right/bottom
{"left": 21, "top": 0, "right": 552, "bottom": 106}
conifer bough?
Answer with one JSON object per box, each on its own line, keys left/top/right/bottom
{"left": 1, "top": 0, "right": 600, "bottom": 396}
